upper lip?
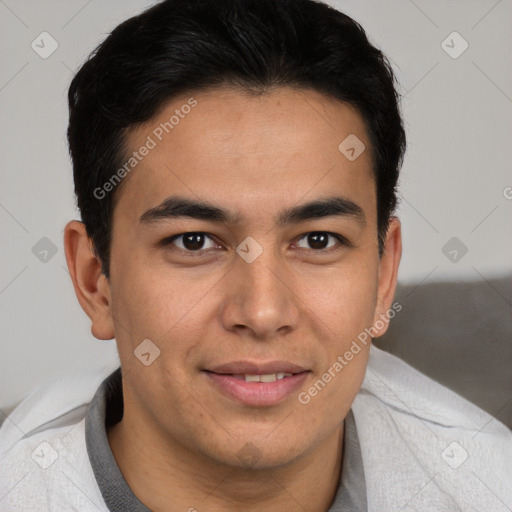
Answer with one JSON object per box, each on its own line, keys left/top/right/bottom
{"left": 206, "top": 361, "right": 309, "bottom": 375}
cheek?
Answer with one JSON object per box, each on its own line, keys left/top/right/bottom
{"left": 305, "top": 261, "right": 379, "bottom": 343}
{"left": 109, "top": 257, "right": 214, "bottom": 378}
{"left": 108, "top": 259, "right": 169, "bottom": 363}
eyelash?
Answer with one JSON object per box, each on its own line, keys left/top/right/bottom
{"left": 160, "top": 231, "right": 351, "bottom": 256}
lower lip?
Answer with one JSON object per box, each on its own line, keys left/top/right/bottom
{"left": 203, "top": 371, "right": 310, "bottom": 406}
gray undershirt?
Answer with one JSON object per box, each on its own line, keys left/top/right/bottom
{"left": 85, "top": 368, "right": 367, "bottom": 511}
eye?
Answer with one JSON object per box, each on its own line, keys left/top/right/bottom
{"left": 161, "top": 232, "right": 221, "bottom": 254}
{"left": 295, "top": 231, "right": 349, "bottom": 252}
{"left": 160, "top": 230, "right": 350, "bottom": 257}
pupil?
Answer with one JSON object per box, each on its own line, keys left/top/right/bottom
{"left": 180, "top": 233, "right": 330, "bottom": 251}
{"left": 184, "top": 233, "right": 204, "bottom": 250}
{"left": 308, "top": 232, "right": 328, "bottom": 249}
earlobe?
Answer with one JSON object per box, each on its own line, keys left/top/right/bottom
{"left": 63, "top": 220, "right": 115, "bottom": 340}
{"left": 372, "top": 216, "right": 402, "bottom": 338}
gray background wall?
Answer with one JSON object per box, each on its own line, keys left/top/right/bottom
{"left": 1, "top": 0, "right": 511, "bottom": 412}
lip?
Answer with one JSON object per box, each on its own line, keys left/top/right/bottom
{"left": 207, "top": 360, "right": 308, "bottom": 375}
{"left": 203, "top": 360, "right": 310, "bottom": 406}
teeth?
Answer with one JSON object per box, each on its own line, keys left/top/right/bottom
{"left": 243, "top": 372, "right": 293, "bottom": 382}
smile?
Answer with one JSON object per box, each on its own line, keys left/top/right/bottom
{"left": 232, "top": 372, "right": 293, "bottom": 382}
{"left": 203, "top": 369, "right": 310, "bottom": 406}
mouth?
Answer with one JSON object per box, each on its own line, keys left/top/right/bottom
{"left": 228, "top": 372, "right": 295, "bottom": 382}
{"left": 202, "top": 361, "right": 311, "bottom": 406}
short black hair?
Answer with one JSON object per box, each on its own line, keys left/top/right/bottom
{"left": 67, "top": 0, "right": 406, "bottom": 279}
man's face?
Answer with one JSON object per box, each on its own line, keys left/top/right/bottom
{"left": 101, "top": 86, "right": 397, "bottom": 468}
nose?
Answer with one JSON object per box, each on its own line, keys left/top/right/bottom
{"left": 219, "top": 241, "right": 301, "bottom": 340}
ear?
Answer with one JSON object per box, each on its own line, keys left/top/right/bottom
{"left": 63, "top": 220, "right": 115, "bottom": 340}
{"left": 371, "top": 216, "right": 402, "bottom": 338}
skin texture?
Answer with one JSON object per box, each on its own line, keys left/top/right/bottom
{"left": 64, "top": 86, "right": 401, "bottom": 512}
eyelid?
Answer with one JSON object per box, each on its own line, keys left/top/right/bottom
{"left": 160, "top": 231, "right": 352, "bottom": 254}
{"left": 159, "top": 232, "right": 221, "bottom": 253}
{"left": 294, "top": 231, "right": 352, "bottom": 251}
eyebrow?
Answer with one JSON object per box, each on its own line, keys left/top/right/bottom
{"left": 139, "top": 195, "right": 365, "bottom": 227}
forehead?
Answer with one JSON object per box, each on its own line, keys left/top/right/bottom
{"left": 114, "top": 86, "right": 375, "bottom": 227}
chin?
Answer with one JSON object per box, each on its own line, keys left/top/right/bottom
{"left": 215, "top": 438, "right": 310, "bottom": 471}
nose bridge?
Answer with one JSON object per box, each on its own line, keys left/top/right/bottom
{"left": 223, "top": 235, "right": 299, "bottom": 336}
{"left": 241, "top": 246, "right": 282, "bottom": 300}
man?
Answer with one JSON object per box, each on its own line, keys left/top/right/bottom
{"left": 1, "top": 0, "right": 510, "bottom": 510}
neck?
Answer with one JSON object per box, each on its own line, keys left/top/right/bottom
{"left": 107, "top": 399, "right": 344, "bottom": 512}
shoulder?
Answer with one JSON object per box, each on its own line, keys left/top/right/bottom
{"left": 0, "top": 367, "right": 115, "bottom": 512}
{"left": 353, "top": 344, "right": 512, "bottom": 510}
{"left": 1, "top": 364, "right": 116, "bottom": 450}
